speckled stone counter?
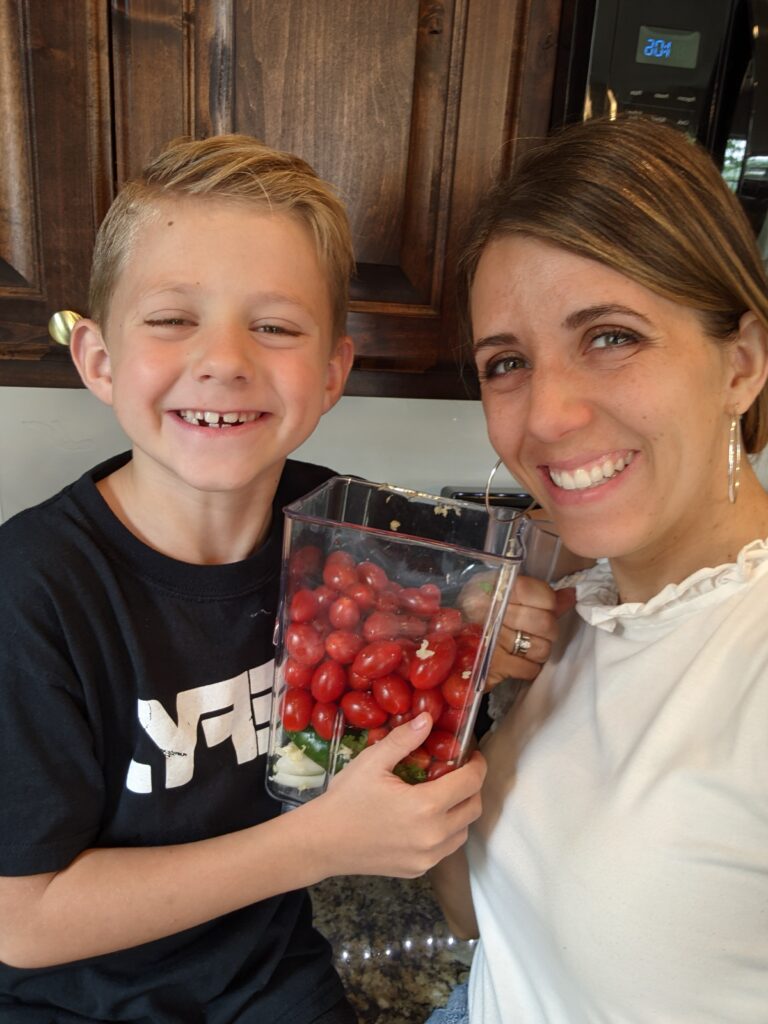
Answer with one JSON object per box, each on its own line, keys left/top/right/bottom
{"left": 310, "top": 875, "right": 475, "bottom": 1024}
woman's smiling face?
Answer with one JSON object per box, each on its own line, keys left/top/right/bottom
{"left": 471, "top": 235, "right": 736, "bottom": 568}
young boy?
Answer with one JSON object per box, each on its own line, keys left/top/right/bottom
{"left": 0, "top": 135, "right": 486, "bottom": 1023}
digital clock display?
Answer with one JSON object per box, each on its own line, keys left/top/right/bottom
{"left": 635, "top": 25, "right": 701, "bottom": 69}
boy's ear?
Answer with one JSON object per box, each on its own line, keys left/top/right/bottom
{"left": 69, "top": 318, "right": 114, "bottom": 406}
{"left": 322, "top": 335, "right": 355, "bottom": 413}
{"left": 726, "top": 311, "right": 768, "bottom": 414}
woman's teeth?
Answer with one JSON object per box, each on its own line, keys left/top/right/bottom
{"left": 177, "top": 410, "right": 259, "bottom": 428}
{"left": 549, "top": 452, "right": 634, "bottom": 491}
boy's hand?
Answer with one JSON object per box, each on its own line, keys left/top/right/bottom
{"left": 304, "top": 713, "right": 486, "bottom": 880}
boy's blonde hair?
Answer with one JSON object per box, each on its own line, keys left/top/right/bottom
{"left": 89, "top": 134, "right": 354, "bottom": 338}
{"left": 459, "top": 115, "right": 768, "bottom": 453}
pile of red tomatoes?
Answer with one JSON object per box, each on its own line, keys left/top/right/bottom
{"left": 278, "top": 545, "right": 483, "bottom": 782}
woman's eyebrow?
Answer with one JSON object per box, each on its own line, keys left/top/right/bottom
{"left": 473, "top": 332, "right": 517, "bottom": 352}
{"left": 562, "top": 304, "right": 654, "bottom": 330}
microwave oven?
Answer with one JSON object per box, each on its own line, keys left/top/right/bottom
{"left": 551, "top": 0, "right": 768, "bottom": 242}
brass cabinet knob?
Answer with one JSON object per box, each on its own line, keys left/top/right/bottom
{"left": 48, "top": 310, "right": 82, "bottom": 347}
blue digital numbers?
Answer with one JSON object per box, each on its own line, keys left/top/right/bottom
{"left": 643, "top": 37, "right": 673, "bottom": 60}
{"left": 636, "top": 26, "right": 700, "bottom": 70}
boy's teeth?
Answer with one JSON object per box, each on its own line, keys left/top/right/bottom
{"left": 178, "top": 410, "right": 259, "bottom": 427}
{"left": 550, "top": 453, "right": 632, "bottom": 491}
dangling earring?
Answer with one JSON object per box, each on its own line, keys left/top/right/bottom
{"left": 484, "top": 456, "right": 505, "bottom": 517}
{"left": 484, "top": 456, "right": 538, "bottom": 517}
{"left": 728, "top": 415, "right": 742, "bottom": 504}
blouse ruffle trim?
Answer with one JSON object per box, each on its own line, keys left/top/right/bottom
{"left": 559, "top": 537, "right": 768, "bottom": 631}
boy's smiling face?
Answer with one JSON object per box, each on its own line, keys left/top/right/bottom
{"left": 75, "top": 197, "right": 353, "bottom": 500}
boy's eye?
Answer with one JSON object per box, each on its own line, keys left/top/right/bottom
{"left": 145, "top": 318, "right": 190, "bottom": 327}
{"left": 476, "top": 353, "right": 529, "bottom": 383}
{"left": 256, "top": 324, "right": 300, "bottom": 337}
{"left": 588, "top": 328, "right": 638, "bottom": 350}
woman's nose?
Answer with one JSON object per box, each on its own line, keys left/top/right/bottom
{"left": 191, "top": 327, "right": 252, "bottom": 384}
{"left": 524, "top": 364, "right": 594, "bottom": 442}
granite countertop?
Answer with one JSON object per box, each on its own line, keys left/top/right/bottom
{"left": 310, "top": 874, "right": 475, "bottom": 1024}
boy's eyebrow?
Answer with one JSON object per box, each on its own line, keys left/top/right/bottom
{"left": 140, "top": 284, "right": 312, "bottom": 309}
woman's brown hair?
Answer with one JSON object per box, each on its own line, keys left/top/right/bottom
{"left": 459, "top": 115, "right": 768, "bottom": 452}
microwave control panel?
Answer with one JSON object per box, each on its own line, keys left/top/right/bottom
{"left": 585, "top": 0, "right": 737, "bottom": 143}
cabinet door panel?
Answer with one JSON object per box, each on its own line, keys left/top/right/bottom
{"left": 0, "top": 0, "right": 111, "bottom": 385}
{"left": 0, "top": 0, "right": 562, "bottom": 393}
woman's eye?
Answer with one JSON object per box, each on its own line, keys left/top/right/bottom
{"left": 589, "top": 328, "right": 638, "bottom": 350}
{"left": 476, "top": 354, "right": 529, "bottom": 382}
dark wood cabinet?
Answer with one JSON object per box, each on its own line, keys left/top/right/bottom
{"left": 0, "top": 0, "right": 563, "bottom": 397}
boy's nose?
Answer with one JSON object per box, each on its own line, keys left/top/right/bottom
{"left": 191, "top": 327, "right": 252, "bottom": 384}
{"left": 524, "top": 364, "right": 594, "bottom": 442}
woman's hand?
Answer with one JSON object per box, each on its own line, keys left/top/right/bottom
{"left": 460, "top": 574, "right": 575, "bottom": 689}
{"left": 489, "top": 576, "right": 575, "bottom": 687}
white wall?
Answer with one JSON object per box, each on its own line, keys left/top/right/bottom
{"left": 3, "top": 385, "right": 766, "bottom": 524}
{"left": 0, "top": 387, "right": 519, "bottom": 523}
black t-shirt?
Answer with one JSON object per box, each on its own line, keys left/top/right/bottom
{"left": 0, "top": 454, "right": 344, "bottom": 1023}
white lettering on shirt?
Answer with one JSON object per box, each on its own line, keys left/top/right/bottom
{"left": 126, "top": 661, "right": 274, "bottom": 794}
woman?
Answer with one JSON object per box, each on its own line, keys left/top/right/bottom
{"left": 428, "top": 115, "right": 768, "bottom": 1023}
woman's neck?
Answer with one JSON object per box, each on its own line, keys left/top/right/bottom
{"left": 610, "top": 464, "right": 768, "bottom": 604}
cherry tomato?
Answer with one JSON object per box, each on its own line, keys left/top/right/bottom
{"left": 363, "top": 611, "right": 402, "bottom": 641}
{"left": 372, "top": 674, "right": 413, "bottom": 715}
{"left": 288, "top": 588, "right": 320, "bottom": 623}
{"left": 459, "top": 623, "right": 483, "bottom": 641}
{"left": 281, "top": 688, "right": 313, "bottom": 732}
{"left": 400, "top": 746, "right": 431, "bottom": 772}
{"left": 375, "top": 590, "right": 401, "bottom": 613}
{"left": 328, "top": 595, "right": 361, "bottom": 630}
{"left": 442, "top": 670, "right": 473, "bottom": 709}
{"left": 436, "top": 705, "right": 469, "bottom": 733}
{"left": 341, "top": 690, "right": 388, "bottom": 729}
{"left": 388, "top": 710, "right": 415, "bottom": 728}
{"left": 395, "top": 639, "right": 418, "bottom": 678}
{"left": 314, "top": 585, "right": 338, "bottom": 613}
{"left": 311, "top": 659, "right": 348, "bottom": 703}
{"left": 285, "top": 623, "right": 326, "bottom": 667}
{"left": 288, "top": 545, "right": 322, "bottom": 582}
{"left": 399, "top": 583, "right": 441, "bottom": 616}
{"left": 427, "top": 760, "right": 456, "bottom": 781}
{"left": 348, "top": 668, "right": 372, "bottom": 691}
{"left": 325, "top": 630, "right": 365, "bottom": 664}
{"left": 409, "top": 636, "right": 457, "bottom": 689}
{"left": 412, "top": 687, "right": 445, "bottom": 722}
{"left": 365, "top": 725, "right": 390, "bottom": 746}
{"left": 311, "top": 700, "right": 340, "bottom": 741}
{"left": 352, "top": 640, "right": 404, "bottom": 680}
{"left": 357, "top": 561, "right": 389, "bottom": 590}
{"left": 425, "top": 729, "right": 462, "bottom": 762}
{"left": 455, "top": 641, "right": 480, "bottom": 673}
{"left": 398, "top": 615, "right": 428, "bottom": 640}
{"left": 429, "top": 607, "right": 465, "bottom": 636}
{"left": 345, "top": 581, "right": 377, "bottom": 611}
{"left": 284, "top": 658, "right": 313, "bottom": 689}
{"left": 323, "top": 551, "right": 358, "bottom": 591}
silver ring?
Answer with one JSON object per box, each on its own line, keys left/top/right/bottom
{"left": 511, "top": 630, "right": 532, "bottom": 657}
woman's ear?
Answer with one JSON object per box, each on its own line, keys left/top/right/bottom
{"left": 69, "top": 318, "right": 114, "bottom": 406}
{"left": 726, "top": 311, "right": 768, "bottom": 414}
